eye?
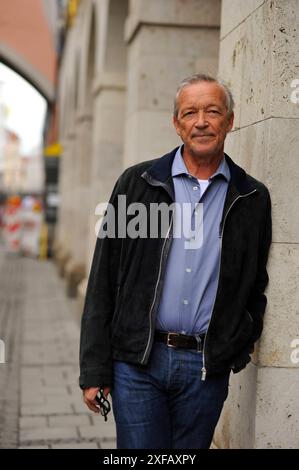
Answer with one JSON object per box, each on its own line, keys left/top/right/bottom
{"left": 207, "top": 110, "right": 220, "bottom": 114}
{"left": 181, "top": 111, "right": 195, "bottom": 119}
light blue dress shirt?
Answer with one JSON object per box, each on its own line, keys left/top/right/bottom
{"left": 155, "top": 146, "right": 231, "bottom": 335}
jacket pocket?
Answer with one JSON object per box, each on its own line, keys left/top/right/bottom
{"left": 230, "top": 309, "right": 254, "bottom": 372}
{"left": 230, "top": 307, "right": 254, "bottom": 346}
{"left": 245, "top": 308, "right": 253, "bottom": 324}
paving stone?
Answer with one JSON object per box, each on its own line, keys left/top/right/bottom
{"left": 51, "top": 442, "right": 99, "bottom": 449}
{"left": 19, "top": 446, "right": 50, "bottom": 449}
{"left": 20, "top": 426, "right": 78, "bottom": 443}
{"left": 21, "top": 402, "right": 73, "bottom": 416}
{"left": 91, "top": 414, "right": 115, "bottom": 426}
{"left": 20, "top": 416, "right": 48, "bottom": 429}
{"left": 39, "top": 386, "right": 70, "bottom": 396}
{"left": 79, "top": 424, "right": 116, "bottom": 440}
{"left": 21, "top": 395, "right": 46, "bottom": 405}
{"left": 99, "top": 440, "right": 117, "bottom": 449}
{"left": 71, "top": 402, "right": 90, "bottom": 414}
{"left": 49, "top": 414, "right": 90, "bottom": 427}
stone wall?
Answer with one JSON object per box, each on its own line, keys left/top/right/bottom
{"left": 214, "top": 0, "right": 299, "bottom": 448}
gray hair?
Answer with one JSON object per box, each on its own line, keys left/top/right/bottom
{"left": 173, "top": 73, "right": 235, "bottom": 118}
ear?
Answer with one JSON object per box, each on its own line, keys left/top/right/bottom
{"left": 227, "top": 111, "right": 234, "bottom": 132}
{"left": 173, "top": 115, "right": 181, "bottom": 137}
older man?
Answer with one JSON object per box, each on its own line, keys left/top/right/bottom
{"left": 79, "top": 73, "right": 272, "bottom": 449}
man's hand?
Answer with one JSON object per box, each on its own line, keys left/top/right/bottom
{"left": 83, "top": 386, "right": 111, "bottom": 413}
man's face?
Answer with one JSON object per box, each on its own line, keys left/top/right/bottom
{"left": 173, "top": 81, "right": 234, "bottom": 159}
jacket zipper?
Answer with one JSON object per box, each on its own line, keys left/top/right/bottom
{"left": 140, "top": 214, "right": 173, "bottom": 364}
{"left": 201, "top": 189, "right": 257, "bottom": 381}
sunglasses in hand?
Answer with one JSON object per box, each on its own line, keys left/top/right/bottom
{"left": 95, "top": 389, "right": 111, "bottom": 422}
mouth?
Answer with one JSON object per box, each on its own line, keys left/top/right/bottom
{"left": 192, "top": 134, "right": 214, "bottom": 139}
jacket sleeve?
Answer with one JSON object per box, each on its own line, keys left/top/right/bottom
{"left": 232, "top": 189, "right": 272, "bottom": 374}
{"left": 246, "top": 188, "right": 272, "bottom": 346}
{"left": 79, "top": 177, "right": 124, "bottom": 389}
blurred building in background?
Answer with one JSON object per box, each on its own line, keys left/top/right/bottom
{"left": 53, "top": 0, "right": 299, "bottom": 449}
{"left": 1, "top": 130, "right": 44, "bottom": 195}
{"left": 0, "top": 81, "right": 7, "bottom": 189}
{"left": 0, "top": 0, "right": 60, "bottom": 256}
{"left": 2, "top": 130, "right": 22, "bottom": 192}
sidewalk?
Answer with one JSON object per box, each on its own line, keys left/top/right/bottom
{"left": 0, "top": 249, "right": 116, "bottom": 449}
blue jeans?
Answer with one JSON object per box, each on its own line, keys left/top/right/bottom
{"left": 111, "top": 341, "right": 230, "bottom": 449}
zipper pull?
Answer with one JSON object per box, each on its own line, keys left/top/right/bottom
{"left": 201, "top": 367, "right": 207, "bottom": 381}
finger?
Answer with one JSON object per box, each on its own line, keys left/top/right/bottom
{"left": 84, "top": 399, "right": 100, "bottom": 413}
{"left": 102, "top": 387, "right": 111, "bottom": 397}
{"left": 83, "top": 389, "right": 99, "bottom": 402}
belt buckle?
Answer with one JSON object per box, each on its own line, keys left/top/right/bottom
{"left": 167, "top": 332, "right": 180, "bottom": 348}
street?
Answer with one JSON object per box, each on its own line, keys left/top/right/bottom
{"left": 0, "top": 247, "right": 116, "bottom": 449}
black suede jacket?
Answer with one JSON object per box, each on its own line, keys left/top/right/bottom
{"left": 79, "top": 147, "right": 272, "bottom": 389}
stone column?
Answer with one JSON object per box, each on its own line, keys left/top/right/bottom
{"left": 82, "top": 0, "right": 128, "bottom": 278}
{"left": 123, "top": 0, "right": 221, "bottom": 166}
{"left": 214, "top": 0, "right": 299, "bottom": 448}
{"left": 55, "top": 26, "right": 78, "bottom": 277}
{"left": 63, "top": 1, "right": 96, "bottom": 296}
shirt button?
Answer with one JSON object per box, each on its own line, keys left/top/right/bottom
{"left": 186, "top": 268, "right": 192, "bottom": 273}
{"left": 193, "top": 186, "right": 198, "bottom": 191}
{"left": 183, "top": 299, "right": 189, "bottom": 305}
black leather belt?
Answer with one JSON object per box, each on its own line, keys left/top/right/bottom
{"left": 154, "top": 330, "right": 205, "bottom": 351}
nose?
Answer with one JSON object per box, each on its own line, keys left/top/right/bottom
{"left": 194, "top": 110, "right": 208, "bottom": 127}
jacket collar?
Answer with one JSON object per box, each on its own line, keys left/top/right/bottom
{"left": 144, "top": 146, "right": 257, "bottom": 196}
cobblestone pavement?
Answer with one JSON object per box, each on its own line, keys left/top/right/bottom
{"left": 0, "top": 248, "right": 116, "bottom": 449}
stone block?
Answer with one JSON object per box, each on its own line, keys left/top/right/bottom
{"left": 258, "top": 243, "right": 299, "bottom": 368}
{"left": 125, "top": 0, "right": 221, "bottom": 42}
{"left": 221, "top": 1, "right": 299, "bottom": 128}
{"left": 255, "top": 367, "right": 299, "bottom": 448}
{"left": 124, "top": 110, "right": 180, "bottom": 167}
{"left": 265, "top": 118, "right": 299, "bottom": 243}
{"left": 214, "top": 362, "right": 257, "bottom": 448}
{"left": 237, "top": 120, "right": 269, "bottom": 182}
{"left": 269, "top": 0, "right": 299, "bottom": 119}
{"left": 218, "top": 20, "right": 250, "bottom": 130}
{"left": 220, "top": 0, "right": 264, "bottom": 39}
{"left": 223, "top": 128, "right": 241, "bottom": 164}
{"left": 126, "top": 27, "right": 219, "bottom": 117}
{"left": 230, "top": 118, "right": 299, "bottom": 243}
{"left": 93, "top": 90, "right": 126, "bottom": 143}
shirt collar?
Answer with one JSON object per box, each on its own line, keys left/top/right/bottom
{"left": 172, "top": 145, "right": 231, "bottom": 182}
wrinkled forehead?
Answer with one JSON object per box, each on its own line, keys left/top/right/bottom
{"left": 177, "top": 82, "right": 228, "bottom": 109}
